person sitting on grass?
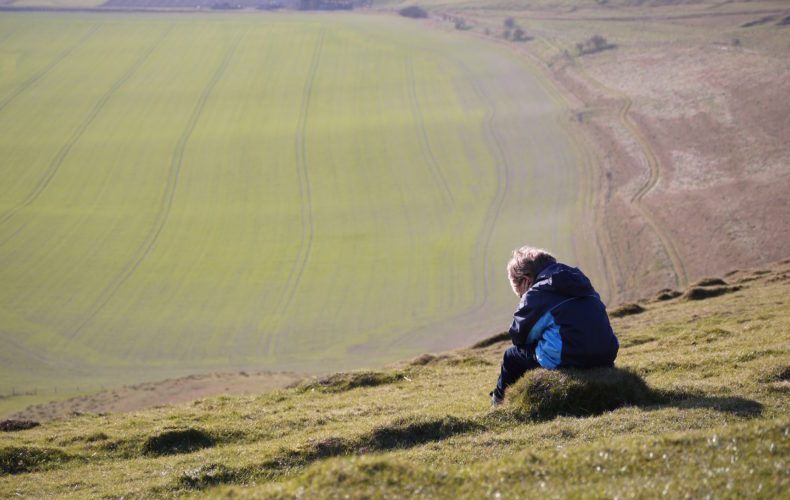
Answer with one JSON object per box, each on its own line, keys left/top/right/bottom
{"left": 491, "top": 246, "right": 619, "bottom": 408}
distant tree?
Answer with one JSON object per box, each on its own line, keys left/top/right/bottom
{"left": 512, "top": 27, "right": 531, "bottom": 42}
{"left": 454, "top": 18, "right": 471, "bottom": 30}
{"left": 503, "top": 28, "right": 511, "bottom": 40}
{"left": 504, "top": 17, "right": 516, "bottom": 29}
{"left": 399, "top": 5, "right": 428, "bottom": 18}
{"left": 577, "top": 34, "right": 615, "bottom": 55}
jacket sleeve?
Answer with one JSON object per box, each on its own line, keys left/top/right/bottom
{"left": 508, "top": 289, "right": 545, "bottom": 346}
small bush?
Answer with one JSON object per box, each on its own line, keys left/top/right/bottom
{"left": 577, "top": 35, "right": 615, "bottom": 55}
{"left": 0, "top": 446, "right": 71, "bottom": 475}
{"left": 507, "top": 368, "right": 659, "bottom": 421}
{"left": 142, "top": 428, "right": 215, "bottom": 456}
{"left": 399, "top": 5, "right": 427, "bottom": 19}
{"left": 609, "top": 303, "right": 645, "bottom": 318}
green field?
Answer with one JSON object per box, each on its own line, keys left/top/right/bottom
{"left": 0, "top": 13, "right": 593, "bottom": 414}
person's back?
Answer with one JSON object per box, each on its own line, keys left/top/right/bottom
{"left": 491, "top": 247, "right": 618, "bottom": 407}
{"left": 510, "top": 262, "right": 618, "bottom": 369}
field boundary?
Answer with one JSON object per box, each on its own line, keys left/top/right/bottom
{"left": 66, "top": 30, "right": 246, "bottom": 341}
{"left": 0, "top": 25, "right": 173, "bottom": 233}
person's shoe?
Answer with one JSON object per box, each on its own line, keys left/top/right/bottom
{"left": 491, "top": 391, "right": 504, "bottom": 408}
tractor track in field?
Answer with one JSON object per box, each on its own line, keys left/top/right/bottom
{"left": 571, "top": 58, "right": 688, "bottom": 289}
{"left": 405, "top": 57, "right": 454, "bottom": 208}
{"left": 0, "top": 26, "right": 173, "bottom": 232}
{"left": 612, "top": 90, "right": 689, "bottom": 289}
{"left": 264, "top": 29, "right": 325, "bottom": 354}
{"left": 0, "top": 24, "right": 100, "bottom": 115}
{"left": 456, "top": 62, "right": 509, "bottom": 313}
{"left": 66, "top": 31, "right": 245, "bottom": 341}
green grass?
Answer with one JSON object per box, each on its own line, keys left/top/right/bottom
{"left": 0, "top": 12, "right": 587, "bottom": 414}
{"left": 0, "top": 262, "right": 788, "bottom": 496}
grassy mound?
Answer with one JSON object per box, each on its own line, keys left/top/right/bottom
{"left": 141, "top": 428, "right": 215, "bottom": 456}
{"left": 299, "top": 370, "right": 408, "bottom": 393}
{"left": 692, "top": 277, "right": 728, "bottom": 287}
{"left": 609, "top": 303, "right": 646, "bottom": 317}
{"left": 683, "top": 285, "right": 740, "bottom": 301}
{"left": 506, "top": 368, "right": 660, "bottom": 421}
{"left": 654, "top": 288, "right": 682, "bottom": 301}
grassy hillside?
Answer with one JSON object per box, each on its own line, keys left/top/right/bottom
{"left": 0, "top": 13, "right": 593, "bottom": 414}
{"left": 1, "top": 260, "right": 788, "bottom": 496}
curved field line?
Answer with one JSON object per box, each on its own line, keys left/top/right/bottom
{"left": 404, "top": 57, "right": 454, "bottom": 208}
{"left": 67, "top": 31, "right": 245, "bottom": 341}
{"left": 0, "top": 24, "right": 100, "bottom": 115}
{"left": 572, "top": 59, "right": 688, "bottom": 289}
{"left": 262, "top": 29, "right": 326, "bottom": 355}
{"left": 454, "top": 60, "right": 509, "bottom": 312}
{"left": 524, "top": 35, "right": 622, "bottom": 300}
{"left": 0, "top": 26, "right": 173, "bottom": 232}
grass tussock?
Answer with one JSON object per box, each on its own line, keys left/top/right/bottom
{"left": 610, "top": 303, "right": 646, "bottom": 317}
{"left": 0, "top": 420, "right": 39, "bottom": 432}
{"left": 683, "top": 285, "right": 740, "bottom": 301}
{"left": 654, "top": 288, "right": 682, "bottom": 301}
{"left": 692, "top": 277, "right": 727, "bottom": 287}
{"left": 761, "top": 365, "right": 790, "bottom": 383}
{"left": 470, "top": 331, "right": 510, "bottom": 349}
{"left": 0, "top": 446, "right": 72, "bottom": 475}
{"left": 300, "top": 370, "right": 407, "bottom": 393}
{"left": 141, "top": 428, "right": 215, "bottom": 456}
{"left": 506, "top": 368, "right": 660, "bottom": 421}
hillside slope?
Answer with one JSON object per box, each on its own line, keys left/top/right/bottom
{"left": 1, "top": 259, "right": 789, "bottom": 496}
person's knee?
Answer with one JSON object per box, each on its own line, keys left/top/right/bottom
{"left": 502, "top": 345, "right": 522, "bottom": 368}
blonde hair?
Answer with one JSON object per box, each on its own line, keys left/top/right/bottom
{"left": 507, "top": 246, "right": 556, "bottom": 284}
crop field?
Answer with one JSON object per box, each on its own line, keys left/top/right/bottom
{"left": 0, "top": 13, "right": 593, "bottom": 415}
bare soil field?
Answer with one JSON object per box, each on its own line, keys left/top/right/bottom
{"left": 420, "top": 0, "right": 790, "bottom": 301}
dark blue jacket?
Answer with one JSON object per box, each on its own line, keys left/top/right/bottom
{"left": 508, "top": 263, "right": 618, "bottom": 369}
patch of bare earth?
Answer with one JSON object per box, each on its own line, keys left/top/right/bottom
{"left": 8, "top": 371, "right": 302, "bottom": 422}
{"left": 530, "top": 5, "right": 790, "bottom": 301}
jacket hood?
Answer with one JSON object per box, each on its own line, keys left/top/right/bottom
{"left": 531, "top": 263, "right": 596, "bottom": 298}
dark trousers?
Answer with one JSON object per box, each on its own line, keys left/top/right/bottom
{"left": 494, "top": 344, "right": 540, "bottom": 399}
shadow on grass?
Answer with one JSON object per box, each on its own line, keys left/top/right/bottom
{"left": 176, "top": 415, "right": 482, "bottom": 489}
{"left": 502, "top": 367, "right": 763, "bottom": 422}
